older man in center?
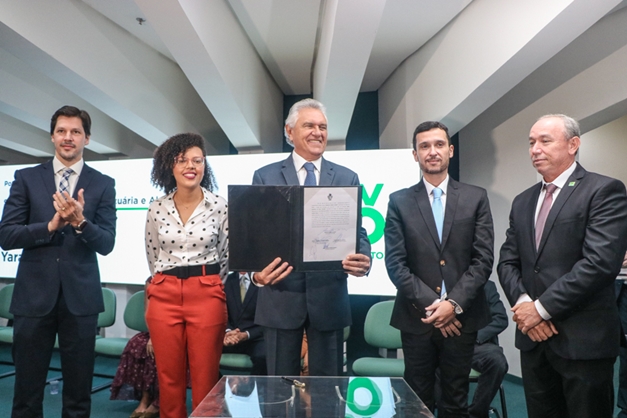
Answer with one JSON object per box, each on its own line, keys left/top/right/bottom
{"left": 251, "top": 98, "right": 371, "bottom": 376}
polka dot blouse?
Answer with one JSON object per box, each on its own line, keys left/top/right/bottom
{"left": 145, "top": 187, "right": 228, "bottom": 281}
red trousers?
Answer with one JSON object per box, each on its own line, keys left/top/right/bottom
{"left": 146, "top": 272, "right": 227, "bottom": 418}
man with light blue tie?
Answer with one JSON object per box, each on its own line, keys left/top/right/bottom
{"left": 385, "top": 121, "right": 494, "bottom": 417}
{"left": 250, "top": 98, "right": 371, "bottom": 376}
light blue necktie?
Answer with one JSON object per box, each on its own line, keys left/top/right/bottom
{"left": 432, "top": 187, "right": 444, "bottom": 242}
{"left": 303, "top": 162, "right": 316, "bottom": 186}
{"left": 59, "top": 168, "right": 73, "bottom": 195}
{"left": 432, "top": 187, "right": 447, "bottom": 297}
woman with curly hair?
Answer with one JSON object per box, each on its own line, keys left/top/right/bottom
{"left": 144, "top": 133, "right": 228, "bottom": 418}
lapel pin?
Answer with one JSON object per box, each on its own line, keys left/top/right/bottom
{"left": 568, "top": 181, "right": 576, "bottom": 186}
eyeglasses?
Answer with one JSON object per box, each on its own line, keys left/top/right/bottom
{"left": 175, "top": 157, "right": 205, "bottom": 167}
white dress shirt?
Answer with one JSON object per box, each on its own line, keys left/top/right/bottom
{"left": 292, "top": 152, "right": 322, "bottom": 186}
{"left": 145, "top": 187, "right": 229, "bottom": 281}
{"left": 423, "top": 175, "right": 450, "bottom": 209}
{"left": 53, "top": 156, "right": 84, "bottom": 196}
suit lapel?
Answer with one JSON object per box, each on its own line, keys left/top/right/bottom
{"left": 441, "top": 180, "right": 459, "bottom": 248}
{"left": 281, "top": 154, "right": 300, "bottom": 186}
{"left": 227, "top": 276, "right": 244, "bottom": 322}
{"left": 40, "top": 161, "right": 57, "bottom": 198}
{"left": 414, "top": 181, "right": 441, "bottom": 249}
{"left": 536, "top": 164, "right": 585, "bottom": 255}
{"left": 319, "top": 158, "right": 335, "bottom": 186}
{"left": 527, "top": 184, "right": 542, "bottom": 256}
{"left": 75, "top": 164, "right": 95, "bottom": 198}
{"left": 242, "top": 283, "right": 257, "bottom": 310}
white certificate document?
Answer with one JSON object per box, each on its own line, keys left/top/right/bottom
{"left": 303, "top": 187, "right": 359, "bottom": 262}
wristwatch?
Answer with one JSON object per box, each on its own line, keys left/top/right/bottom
{"left": 74, "top": 219, "right": 88, "bottom": 232}
{"left": 448, "top": 299, "right": 463, "bottom": 315}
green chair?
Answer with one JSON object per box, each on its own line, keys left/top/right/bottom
{"left": 97, "top": 287, "right": 118, "bottom": 332}
{"left": 0, "top": 284, "right": 15, "bottom": 379}
{"left": 342, "top": 325, "right": 350, "bottom": 373}
{"left": 469, "top": 368, "right": 508, "bottom": 418}
{"left": 37, "top": 287, "right": 117, "bottom": 388}
{"left": 94, "top": 290, "right": 146, "bottom": 356}
{"left": 52, "top": 287, "right": 116, "bottom": 351}
{"left": 219, "top": 353, "right": 254, "bottom": 375}
{"left": 92, "top": 290, "right": 146, "bottom": 392}
{"left": 351, "top": 300, "right": 405, "bottom": 377}
{"left": 0, "top": 284, "right": 14, "bottom": 344}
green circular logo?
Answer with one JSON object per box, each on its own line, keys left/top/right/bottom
{"left": 346, "top": 377, "right": 382, "bottom": 416}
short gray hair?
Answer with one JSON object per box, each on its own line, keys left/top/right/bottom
{"left": 284, "top": 98, "right": 327, "bottom": 146}
{"left": 537, "top": 114, "right": 580, "bottom": 139}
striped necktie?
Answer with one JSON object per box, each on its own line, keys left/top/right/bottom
{"left": 59, "top": 168, "right": 74, "bottom": 195}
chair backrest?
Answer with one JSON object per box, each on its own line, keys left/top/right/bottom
{"left": 363, "top": 300, "right": 402, "bottom": 349}
{"left": 343, "top": 325, "right": 350, "bottom": 341}
{"left": 97, "top": 288, "right": 117, "bottom": 328}
{"left": 123, "top": 291, "right": 147, "bottom": 332}
{"left": 0, "top": 284, "right": 14, "bottom": 321}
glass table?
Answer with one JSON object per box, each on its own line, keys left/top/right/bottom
{"left": 191, "top": 375, "right": 434, "bottom": 417}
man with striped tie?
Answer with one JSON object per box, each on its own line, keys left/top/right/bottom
{"left": 384, "top": 121, "right": 494, "bottom": 417}
{"left": 0, "top": 105, "right": 116, "bottom": 418}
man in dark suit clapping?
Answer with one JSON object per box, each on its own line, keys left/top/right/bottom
{"left": 384, "top": 121, "right": 494, "bottom": 417}
{"left": 498, "top": 114, "right": 627, "bottom": 418}
{"left": 0, "top": 105, "right": 116, "bottom": 418}
{"left": 223, "top": 271, "right": 266, "bottom": 375}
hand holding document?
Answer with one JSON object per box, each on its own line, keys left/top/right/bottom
{"left": 229, "top": 185, "right": 362, "bottom": 273}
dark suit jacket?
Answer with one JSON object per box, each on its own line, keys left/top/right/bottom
{"left": 251, "top": 153, "right": 371, "bottom": 331}
{"left": 385, "top": 178, "right": 494, "bottom": 334}
{"left": 477, "top": 281, "right": 508, "bottom": 346}
{"left": 225, "top": 272, "right": 262, "bottom": 341}
{"left": 0, "top": 160, "right": 116, "bottom": 317}
{"left": 498, "top": 163, "right": 627, "bottom": 359}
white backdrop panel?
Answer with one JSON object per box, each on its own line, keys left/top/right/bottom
{"left": 0, "top": 149, "right": 420, "bottom": 296}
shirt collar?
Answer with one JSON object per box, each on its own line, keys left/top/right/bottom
{"left": 292, "top": 151, "right": 322, "bottom": 173}
{"left": 543, "top": 161, "right": 577, "bottom": 190}
{"left": 423, "top": 175, "right": 450, "bottom": 196}
{"left": 53, "top": 156, "right": 84, "bottom": 176}
{"left": 166, "top": 187, "right": 216, "bottom": 210}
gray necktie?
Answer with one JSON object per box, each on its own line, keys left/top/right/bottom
{"left": 240, "top": 275, "right": 249, "bottom": 302}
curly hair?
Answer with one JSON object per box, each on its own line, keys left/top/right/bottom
{"left": 151, "top": 133, "right": 217, "bottom": 194}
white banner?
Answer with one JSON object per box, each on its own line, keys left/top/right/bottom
{"left": 0, "top": 149, "right": 420, "bottom": 296}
